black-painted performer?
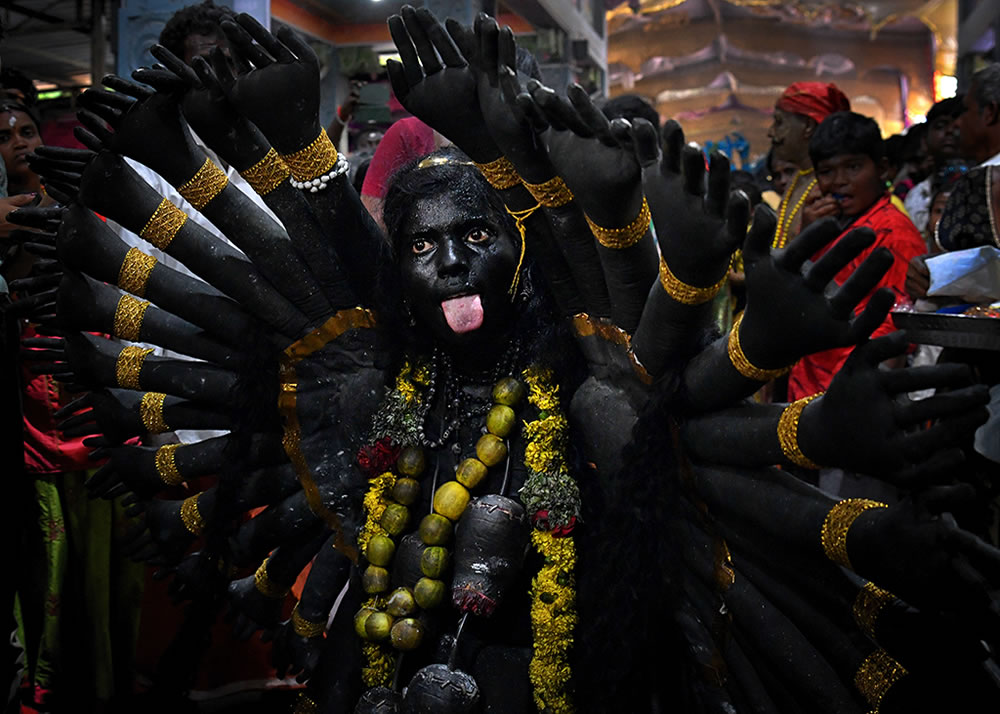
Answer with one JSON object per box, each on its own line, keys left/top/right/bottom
{"left": 8, "top": 7, "right": 1000, "bottom": 714}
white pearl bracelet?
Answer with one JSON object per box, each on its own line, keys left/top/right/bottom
{"left": 290, "top": 153, "right": 350, "bottom": 193}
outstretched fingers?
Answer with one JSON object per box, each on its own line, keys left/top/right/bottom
{"left": 101, "top": 74, "right": 155, "bottom": 100}
{"left": 704, "top": 152, "right": 730, "bottom": 218}
{"left": 894, "top": 384, "right": 990, "bottom": 426}
{"left": 237, "top": 13, "right": 295, "bottom": 63}
{"left": 631, "top": 117, "right": 660, "bottom": 168}
{"left": 475, "top": 13, "right": 500, "bottom": 86}
{"left": 148, "top": 44, "right": 201, "bottom": 86}
{"left": 76, "top": 109, "right": 116, "bottom": 149}
{"left": 777, "top": 216, "right": 843, "bottom": 271}
{"left": 660, "top": 119, "right": 685, "bottom": 176}
{"left": 740, "top": 203, "right": 779, "bottom": 265}
{"left": 221, "top": 18, "right": 274, "bottom": 68}
{"left": 567, "top": 83, "right": 615, "bottom": 146}
{"left": 388, "top": 14, "right": 424, "bottom": 87}
{"left": 402, "top": 6, "right": 443, "bottom": 76}
{"left": 528, "top": 80, "right": 588, "bottom": 136}
{"left": 882, "top": 363, "right": 975, "bottom": 393}
{"left": 900, "top": 408, "right": 990, "bottom": 462}
{"left": 419, "top": 6, "right": 465, "bottom": 68}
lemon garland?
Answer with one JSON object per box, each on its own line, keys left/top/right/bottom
{"left": 354, "top": 361, "right": 578, "bottom": 708}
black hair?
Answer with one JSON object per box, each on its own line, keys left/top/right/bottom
{"left": 901, "top": 122, "right": 927, "bottom": 163}
{"left": 884, "top": 134, "right": 904, "bottom": 168}
{"left": 0, "top": 67, "right": 38, "bottom": 107}
{"left": 809, "top": 111, "right": 884, "bottom": 167}
{"left": 729, "top": 170, "right": 763, "bottom": 208}
{"left": 0, "top": 101, "right": 41, "bottom": 135}
{"left": 926, "top": 95, "right": 964, "bottom": 124}
{"left": 929, "top": 159, "right": 969, "bottom": 202}
{"left": 159, "top": 0, "right": 235, "bottom": 60}
{"left": 601, "top": 94, "right": 660, "bottom": 134}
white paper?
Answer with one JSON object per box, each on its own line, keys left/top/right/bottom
{"left": 926, "top": 246, "right": 1000, "bottom": 302}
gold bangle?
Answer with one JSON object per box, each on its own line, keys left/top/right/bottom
{"left": 254, "top": 559, "right": 290, "bottom": 599}
{"left": 777, "top": 394, "right": 822, "bottom": 469}
{"left": 112, "top": 294, "right": 150, "bottom": 342}
{"left": 281, "top": 130, "right": 338, "bottom": 183}
{"left": 139, "top": 198, "right": 187, "bottom": 250}
{"left": 241, "top": 148, "right": 291, "bottom": 196}
{"left": 727, "top": 312, "right": 793, "bottom": 382}
{"left": 854, "top": 649, "right": 907, "bottom": 712}
{"left": 586, "top": 196, "right": 651, "bottom": 249}
{"left": 821, "top": 498, "right": 887, "bottom": 570}
{"left": 658, "top": 255, "right": 728, "bottom": 305}
{"left": 474, "top": 156, "right": 521, "bottom": 191}
{"left": 523, "top": 175, "right": 573, "bottom": 208}
{"left": 154, "top": 443, "right": 183, "bottom": 486}
{"left": 292, "top": 693, "right": 319, "bottom": 714}
{"left": 115, "top": 345, "right": 153, "bottom": 389}
{"left": 177, "top": 157, "right": 229, "bottom": 210}
{"left": 180, "top": 493, "right": 206, "bottom": 535}
{"left": 118, "top": 247, "right": 157, "bottom": 298}
{"left": 291, "top": 604, "right": 326, "bottom": 638}
{"left": 853, "top": 581, "right": 895, "bottom": 642}
{"left": 140, "top": 392, "right": 170, "bottom": 433}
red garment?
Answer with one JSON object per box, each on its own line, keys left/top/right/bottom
{"left": 360, "top": 117, "right": 436, "bottom": 199}
{"left": 776, "top": 82, "right": 851, "bottom": 125}
{"left": 787, "top": 195, "right": 924, "bottom": 401}
{"left": 22, "top": 323, "right": 93, "bottom": 474}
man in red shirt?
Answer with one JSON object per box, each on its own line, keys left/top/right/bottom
{"left": 788, "top": 111, "right": 925, "bottom": 401}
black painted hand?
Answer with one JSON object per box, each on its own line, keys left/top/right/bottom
{"left": 633, "top": 119, "right": 747, "bottom": 285}
{"left": 739, "top": 212, "right": 896, "bottom": 369}
{"left": 526, "top": 80, "right": 641, "bottom": 227}
{"left": 77, "top": 75, "right": 202, "bottom": 185}
{"left": 227, "top": 573, "right": 284, "bottom": 639}
{"left": 218, "top": 14, "right": 322, "bottom": 154}
{"left": 121, "top": 495, "right": 196, "bottom": 565}
{"left": 271, "top": 616, "right": 324, "bottom": 682}
{"left": 461, "top": 15, "right": 551, "bottom": 180}
{"left": 86, "top": 442, "right": 168, "bottom": 500}
{"left": 387, "top": 6, "right": 498, "bottom": 162}
{"left": 852, "top": 482, "right": 1000, "bottom": 645}
{"left": 799, "top": 332, "right": 990, "bottom": 478}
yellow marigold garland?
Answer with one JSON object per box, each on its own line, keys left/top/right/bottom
{"left": 357, "top": 470, "right": 397, "bottom": 556}
{"left": 529, "top": 529, "right": 577, "bottom": 714}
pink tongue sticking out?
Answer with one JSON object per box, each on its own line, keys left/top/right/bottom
{"left": 441, "top": 294, "right": 484, "bottom": 334}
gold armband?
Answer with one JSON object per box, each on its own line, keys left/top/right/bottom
{"left": 177, "top": 157, "right": 229, "bottom": 210}
{"left": 777, "top": 394, "right": 822, "bottom": 469}
{"left": 112, "top": 294, "right": 150, "bottom": 342}
{"left": 853, "top": 581, "right": 895, "bottom": 642}
{"left": 474, "top": 156, "right": 521, "bottom": 191}
{"left": 291, "top": 603, "right": 326, "bottom": 638}
{"left": 523, "top": 175, "right": 573, "bottom": 208}
{"left": 586, "top": 196, "right": 651, "bottom": 249}
{"left": 658, "top": 255, "right": 728, "bottom": 305}
{"left": 140, "top": 392, "right": 170, "bottom": 434}
{"left": 118, "top": 247, "right": 157, "bottom": 298}
{"left": 254, "top": 559, "right": 290, "bottom": 599}
{"left": 180, "top": 493, "right": 205, "bottom": 535}
{"left": 281, "top": 130, "right": 338, "bottom": 183}
{"left": 854, "top": 649, "right": 907, "bottom": 713}
{"left": 241, "top": 148, "right": 291, "bottom": 196}
{"left": 727, "top": 313, "right": 793, "bottom": 381}
{"left": 115, "top": 345, "right": 153, "bottom": 389}
{"left": 821, "top": 498, "right": 887, "bottom": 570}
{"left": 140, "top": 198, "right": 187, "bottom": 250}
{"left": 154, "top": 443, "right": 183, "bottom": 486}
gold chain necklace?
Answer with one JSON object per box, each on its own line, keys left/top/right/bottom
{"left": 774, "top": 169, "right": 817, "bottom": 250}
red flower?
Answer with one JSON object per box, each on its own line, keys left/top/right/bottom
{"left": 532, "top": 510, "right": 576, "bottom": 537}
{"left": 357, "top": 437, "right": 401, "bottom": 476}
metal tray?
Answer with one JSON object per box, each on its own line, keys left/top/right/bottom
{"left": 891, "top": 310, "right": 1000, "bottom": 351}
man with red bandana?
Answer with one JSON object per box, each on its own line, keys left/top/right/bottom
{"left": 767, "top": 81, "right": 851, "bottom": 249}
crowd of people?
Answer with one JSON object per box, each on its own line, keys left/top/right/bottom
{"left": 0, "top": 2, "right": 999, "bottom": 713}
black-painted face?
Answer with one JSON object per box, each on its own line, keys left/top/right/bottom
{"left": 397, "top": 188, "right": 520, "bottom": 349}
